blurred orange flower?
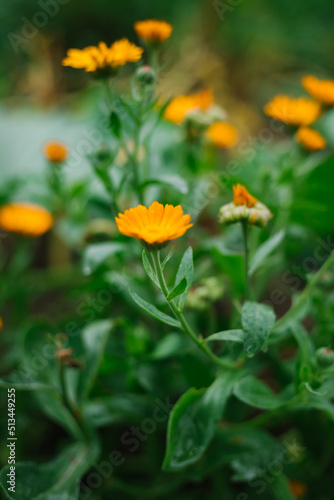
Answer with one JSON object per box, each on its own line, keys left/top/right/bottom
{"left": 0, "top": 203, "right": 53, "bottom": 237}
{"left": 134, "top": 20, "right": 173, "bottom": 43}
{"left": 115, "top": 201, "right": 192, "bottom": 247}
{"left": 63, "top": 39, "right": 143, "bottom": 73}
{"left": 233, "top": 184, "right": 257, "bottom": 208}
{"left": 206, "top": 121, "right": 239, "bottom": 148}
{"left": 164, "top": 89, "right": 214, "bottom": 125}
{"left": 296, "top": 127, "right": 327, "bottom": 152}
{"left": 44, "top": 141, "right": 68, "bottom": 163}
{"left": 302, "top": 75, "right": 334, "bottom": 106}
{"left": 264, "top": 95, "right": 321, "bottom": 126}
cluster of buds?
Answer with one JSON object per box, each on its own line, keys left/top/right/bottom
{"left": 186, "top": 277, "right": 225, "bottom": 310}
{"left": 219, "top": 184, "right": 272, "bottom": 228}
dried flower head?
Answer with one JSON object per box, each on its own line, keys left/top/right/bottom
{"left": 219, "top": 184, "right": 272, "bottom": 227}
{"left": 0, "top": 202, "right": 53, "bottom": 237}
{"left": 115, "top": 201, "right": 192, "bottom": 249}
{"left": 302, "top": 75, "right": 334, "bottom": 106}
{"left": 44, "top": 141, "right": 68, "bottom": 163}
{"left": 134, "top": 20, "right": 173, "bottom": 44}
{"left": 63, "top": 39, "right": 143, "bottom": 74}
{"left": 164, "top": 89, "right": 214, "bottom": 125}
{"left": 296, "top": 127, "right": 327, "bottom": 152}
{"left": 264, "top": 95, "right": 321, "bottom": 126}
{"left": 206, "top": 121, "right": 239, "bottom": 148}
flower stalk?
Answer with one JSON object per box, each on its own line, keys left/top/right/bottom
{"left": 150, "top": 250, "right": 240, "bottom": 370}
{"left": 58, "top": 359, "right": 93, "bottom": 444}
{"left": 241, "top": 220, "right": 250, "bottom": 300}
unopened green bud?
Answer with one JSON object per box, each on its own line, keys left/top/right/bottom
{"left": 136, "top": 65, "right": 156, "bottom": 86}
{"left": 316, "top": 347, "right": 334, "bottom": 367}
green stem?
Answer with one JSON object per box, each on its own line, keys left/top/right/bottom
{"left": 149, "top": 47, "right": 159, "bottom": 71}
{"left": 126, "top": 102, "right": 144, "bottom": 205}
{"left": 59, "top": 361, "right": 92, "bottom": 443}
{"left": 241, "top": 220, "right": 250, "bottom": 300}
{"left": 273, "top": 249, "right": 334, "bottom": 332}
{"left": 151, "top": 251, "right": 240, "bottom": 370}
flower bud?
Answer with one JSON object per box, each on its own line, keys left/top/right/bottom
{"left": 316, "top": 347, "right": 334, "bottom": 367}
{"left": 136, "top": 65, "right": 156, "bottom": 86}
{"left": 219, "top": 184, "right": 272, "bottom": 228}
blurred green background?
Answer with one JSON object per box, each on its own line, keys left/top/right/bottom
{"left": 1, "top": 2, "right": 334, "bottom": 499}
{"left": 1, "top": 0, "right": 334, "bottom": 181}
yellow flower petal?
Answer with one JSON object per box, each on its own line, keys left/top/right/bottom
{"left": 134, "top": 20, "right": 173, "bottom": 43}
{"left": 115, "top": 202, "right": 192, "bottom": 247}
{"left": 264, "top": 95, "right": 321, "bottom": 126}
{"left": 296, "top": 127, "right": 327, "bottom": 152}
{"left": 302, "top": 75, "right": 334, "bottom": 106}
{"left": 0, "top": 203, "right": 54, "bottom": 237}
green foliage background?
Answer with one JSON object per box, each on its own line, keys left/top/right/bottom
{"left": 1, "top": 1, "right": 334, "bottom": 499}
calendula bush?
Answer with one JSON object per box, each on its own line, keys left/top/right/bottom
{"left": 1, "top": 18, "right": 334, "bottom": 500}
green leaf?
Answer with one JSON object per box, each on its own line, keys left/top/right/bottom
{"left": 242, "top": 301, "right": 276, "bottom": 357}
{"left": 149, "top": 333, "right": 184, "bottom": 360}
{"left": 161, "top": 246, "right": 174, "bottom": 269}
{"left": 83, "top": 393, "right": 155, "bottom": 427}
{"left": 167, "top": 277, "right": 187, "bottom": 301}
{"left": 77, "top": 319, "right": 113, "bottom": 404}
{"left": 269, "top": 474, "right": 295, "bottom": 500}
{"left": 191, "top": 427, "right": 282, "bottom": 483}
{"left": 0, "top": 442, "right": 97, "bottom": 500}
{"left": 202, "top": 329, "right": 244, "bottom": 344}
{"left": 163, "top": 371, "right": 241, "bottom": 470}
{"left": 141, "top": 175, "right": 188, "bottom": 194}
{"left": 109, "top": 110, "right": 122, "bottom": 138}
{"left": 142, "top": 249, "right": 160, "bottom": 288}
{"left": 233, "top": 375, "right": 283, "bottom": 409}
{"left": 290, "top": 323, "right": 316, "bottom": 386}
{"left": 82, "top": 242, "right": 127, "bottom": 275}
{"left": 0, "top": 374, "right": 56, "bottom": 393}
{"left": 129, "top": 289, "right": 181, "bottom": 328}
{"left": 175, "top": 247, "right": 194, "bottom": 311}
{"left": 249, "top": 230, "right": 285, "bottom": 276}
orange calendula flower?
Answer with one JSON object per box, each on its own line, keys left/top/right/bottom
{"left": 233, "top": 184, "right": 257, "bottom": 208}
{"left": 296, "top": 127, "right": 327, "bottom": 152}
{"left": 289, "top": 479, "right": 307, "bottom": 498}
{"left": 62, "top": 39, "right": 143, "bottom": 74}
{"left": 44, "top": 141, "right": 68, "bottom": 163}
{"left": 206, "top": 121, "right": 239, "bottom": 148}
{"left": 109, "top": 38, "right": 144, "bottom": 66}
{"left": 164, "top": 89, "right": 214, "bottom": 125}
{"left": 219, "top": 184, "right": 272, "bottom": 227}
{"left": 0, "top": 203, "right": 54, "bottom": 237}
{"left": 134, "top": 20, "right": 173, "bottom": 44}
{"left": 264, "top": 95, "right": 321, "bottom": 126}
{"left": 0, "top": 317, "right": 3, "bottom": 330}
{"left": 302, "top": 75, "right": 334, "bottom": 106}
{"left": 115, "top": 201, "right": 192, "bottom": 248}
